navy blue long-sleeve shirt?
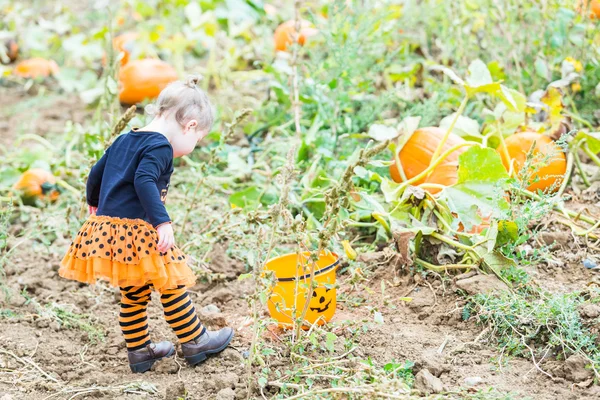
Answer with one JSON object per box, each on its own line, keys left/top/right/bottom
{"left": 86, "top": 130, "right": 173, "bottom": 227}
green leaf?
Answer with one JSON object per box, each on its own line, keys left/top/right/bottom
{"left": 185, "top": 2, "right": 203, "bottom": 28}
{"left": 430, "top": 65, "right": 465, "bottom": 86}
{"left": 466, "top": 59, "right": 493, "bottom": 88}
{"left": 474, "top": 245, "right": 516, "bottom": 280}
{"left": 576, "top": 131, "right": 600, "bottom": 154}
{"left": 439, "top": 113, "right": 481, "bottom": 140}
{"left": 441, "top": 183, "right": 509, "bottom": 231}
{"left": 535, "top": 58, "right": 549, "bottom": 80}
{"left": 380, "top": 178, "right": 403, "bottom": 203}
{"left": 457, "top": 147, "right": 509, "bottom": 183}
{"left": 258, "top": 377, "right": 268, "bottom": 388}
{"left": 464, "top": 59, "right": 502, "bottom": 97}
{"left": 229, "top": 186, "right": 261, "bottom": 209}
{"left": 238, "top": 273, "right": 253, "bottom": 281}
{"left": 368, "top": 124, "right": 397, "bottom": 141}
{"left": 496, "top": 85, "right": 519, "bottom": 111}
{"left": 325, "top": 332, "right": 337, "bottom": 352}
{"left": 106, "top": 76, "right": 118, "bottom": 95}
{"left": 374, "top": 311, "right": 384, "bottom": 324}
{"left": 496, "top": 220, "right": 519, "bottom": 247}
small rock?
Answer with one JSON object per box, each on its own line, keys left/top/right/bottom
{"left": 414, "top": 369, "right": 444, "bottom": 394}
{"left": 50, "top": 321, "right": 61, "bottom": 332}
{"left": 221, "top": 348, "right": 243, "bottom": 364}
{"left": 106, "top": 347, "right": 119, "bottom": 356}
{"left": 539, "top": 231, "right": 571, "bottom": 247}
{"left": 9, "top": 293, "right": 27, "bottom": 307}
{"left": 242, "top": 350, "right": 250, "bottom": 359}
{"left": 583, "top": 259, "right": 597, "bottom": 269}
{"left": 214, "top": 372, "right": 239, "bottom": 391}
{"left": 456, "top": 274, "right": 508, "bottom": 295}
{"left": 165, "top": 381, "right": 186, "bottom": 400}
{"left": 202, "top": 304, "right": 221, "bottom": 314}
{"left": 419, "top": 349, "right": 449, "bottom": 377}
{"left": 216, "top": 388, "right": 236, "bottom": 400}
{"left": 234, "top": 389, "right": 248, "bottom": 400}
{"left": 463, "top": 376, "right": 483, "bottom": 386}
{"left": 580, "top": 304, "right": 600, "bottom": 319}
{"left": 154, "top": 357, "right": 179, "bottom": 374}
{"left": 408, "top": 292, "right": 435, "bottom": 310}
{"left": 198, "top": 312, "right": 228, "bottom": 328}
{"left": 357, "top": 251, "right": 386, "bottom": 264}
{"left": 564, "top": 354, "right": 594, "bottom": 383}
{"left": 35, "top": 318, "right": 50, "bottom": 329}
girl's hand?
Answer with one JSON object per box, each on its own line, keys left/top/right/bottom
{"left": 157, "top": 223, "right": 175, "bottom": 253}
{"left": 88, "top": 205, "right": 98, "bottom": 215}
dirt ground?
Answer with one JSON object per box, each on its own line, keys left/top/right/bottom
{"left": 1, "top": 233, "right": 599, "bottom": 400}
{"left": 1, "top": 92, "right": 600, "bottom": 400}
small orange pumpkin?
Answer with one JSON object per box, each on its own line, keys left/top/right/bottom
{"left": 14, "top": 58, "right": 59, "bottom": 78}
{"left": 118, "top": 59, "right": 178, "bottom": 105}
{"left": 577, "top": 0, "right": 600, "bottom": 18}
{"left": 389, "top": 127, "right": 469, "bottom": 194}
{"left": 2, "top": 39, "right": 18, "bottom": 64}
{"left": 498, "top": 131, "right": 567, "bottom": 193}
{"left": 103, "top": 32, "right": 138, "bottom": 66}
{"left": 274, "top": 20, "right": 318, "bottom": 52}
{"left": 13, "top": 169, "right": 60, "bottom": 204}
{"left": 592, "top": 0, "right": 600, "bottom": 18}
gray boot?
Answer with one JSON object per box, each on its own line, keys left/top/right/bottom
{"left": 181, "top": 328, "right": 234, "bottom": 366}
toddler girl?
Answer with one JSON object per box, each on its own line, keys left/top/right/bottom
{"left": 59, "top": 76, "right": 233, "bottom": 373}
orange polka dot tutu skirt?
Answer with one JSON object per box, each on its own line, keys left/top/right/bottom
{"left": 59, "top": 215, "right": 196, "bottom": 293}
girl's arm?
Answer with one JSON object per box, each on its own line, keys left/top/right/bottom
{"left": 86, "top": 149, "right": 110, "bottom": 207}
{"left": 133, "top": 144, "right": 172, "bottom": 228}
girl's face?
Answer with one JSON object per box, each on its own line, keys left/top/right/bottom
{"left": 170, "top": 119, "right": 209, "bottom": 157}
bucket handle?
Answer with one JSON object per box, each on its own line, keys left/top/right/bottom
{"left": 277, "top": 257, "right": 339, "bottom": 282}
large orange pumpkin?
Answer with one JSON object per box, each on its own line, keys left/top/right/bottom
{"left": 498, "top": 132, "right": 566, "bottom": 193}
{"left": 14, "top": 58, "right": 59, "bottom": 78}
{"left": 389, "top": 127, "right": 469, "bottom": 194}
{"left": 118, "top": 59, "right": 178, "bottom": 105}
{"left": 13, "top": 169, "right": 60, "bottom": 204}
{"left": 274, "top": 20, "right": 318, "bottom": 52}
{"left": 103, "top": 32, "right": 138, "bottom": 66}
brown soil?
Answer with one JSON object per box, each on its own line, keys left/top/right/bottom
{"left": 1, "top": 231, "right": 598, "bottom": 400}
{"left": 0, "top": 86, "right": 88, "bottom": 148}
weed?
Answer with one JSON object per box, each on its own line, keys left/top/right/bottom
{"left": 472, "top": 289, "right": 600, "bottom": 378}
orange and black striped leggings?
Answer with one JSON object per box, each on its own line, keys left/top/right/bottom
{"left": 119, "top": 285, "right": 206, "bottom": 351}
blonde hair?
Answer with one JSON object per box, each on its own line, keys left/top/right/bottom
{"left": 146, "top": 75, "right": 215, "bottom": 131}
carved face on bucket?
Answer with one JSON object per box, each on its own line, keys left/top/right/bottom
{"left": 309, "top": 287, "right": 333, "bottom": 313}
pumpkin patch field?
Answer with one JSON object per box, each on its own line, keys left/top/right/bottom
{"left": 2, "top": 1, "right": 600, "bottom": 399}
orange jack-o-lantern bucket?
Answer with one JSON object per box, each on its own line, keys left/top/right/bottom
{"left": 265, "top": 251, "right": 338, "bottom": 329}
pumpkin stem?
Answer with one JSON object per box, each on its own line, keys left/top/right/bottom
{"left": 573, "top": 147, "right": 591, "bottom": 187}
{"left": 427, "top": 95, "right": 469, "bottom": 177}
{"left": 582, "top": 142, "right": 600, "bottom": 168}
{"left": 415, "top": 258, "right": 476, "bottom": 273}
{"left": 393, "top": 143, "right": 408, "bottom": 182}
{"left": 14, "top": 134, "right": 57, "bottom": 151}
{"left": 496, "top": 121, "right": 513, "bottom": 176}
{"left": 556, "top": 151, "right": 574, "bottom": 198}
{"left": 400, "top": 142, "right": 475, "bottom": 192}
{"left": 55, "top": 179, "right": 80, "bottom": 197}
{"left": 430, "top": 231, "right": 473, "bottom": 252}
